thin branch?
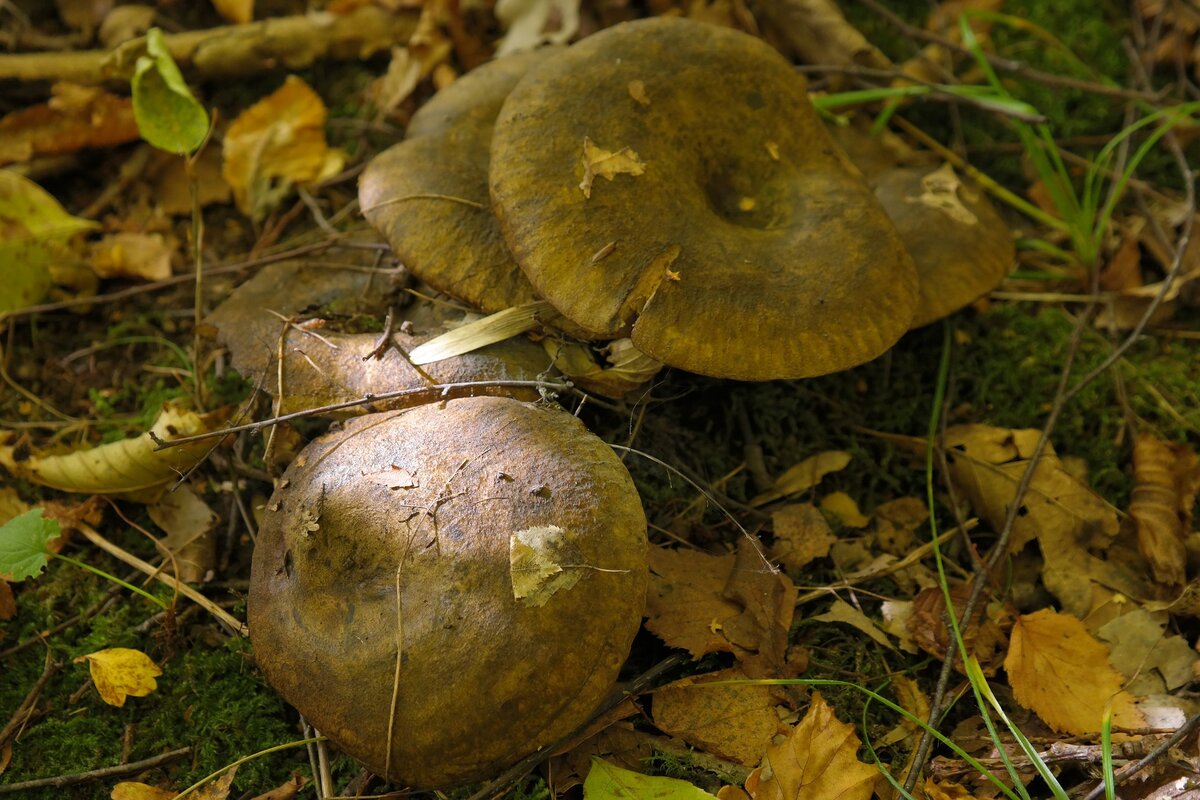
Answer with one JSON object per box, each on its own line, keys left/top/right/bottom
{"left": 0, "top": 747, "right": 191, "bottom": 794}
{"left": 0, "top": 651, "right": 60, "bottom": 747}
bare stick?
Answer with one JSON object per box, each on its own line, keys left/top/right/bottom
{"left": 76, "top": 522, "right": 248, "bottom": 637}
{"left": 0, "top": 651, "right": 60, "bottom": 747}
{"left": 153, "top": 380, "right": 574, "bottom": 449}
{"left": 0, "top": 747, "right": 191, "bottom": 794}
{"left": 0, "top": 6, "right": 416, "bottom": 84}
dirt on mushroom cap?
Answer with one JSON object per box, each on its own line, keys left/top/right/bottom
{"left": 247, "top": 396, "right": 648, "bottom": 789}
{"left": 488, "top": 17, "right": 919, "bottom": 381}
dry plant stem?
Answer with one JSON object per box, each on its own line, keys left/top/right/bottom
{"left": 0, "top": 6, "right": 417, "bottom": 84}
{"left": 75, "top": 522, "right": 248, "bottom": 636}
{"left": 0, "top": 651, "right": 59, "bottom": 747}
{"left": 0, "top": 747, "right": 191, "bottom": 794}
{"left": 0, "top": 240, "right": 339, "bottom": 322}
{"left": 463, "top": 653, "right": 689, "bottom": 800}
{"left": 1079, "top": 712, "right": 1200, "bottom": 800}
{"left": 855, "top": 0, "right": 1159, "bottom": 101}
{"left": 154, "top": 380, "right": 573, "bottom": 449}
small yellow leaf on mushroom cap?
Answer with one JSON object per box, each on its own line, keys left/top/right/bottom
{"left": 627, "top": 80, "right": 650, "bottom": 106}
{"left": 510, "top": 525, "right": 583, "bottom": 607}
{"left": 905, "top": 163, "right": 978, "bottom": 226}
{"left": 75, "top": 647, "right": 162, "bottom": 707}
{"left": 579, "top": 137, "right": 646, "bottom": 198}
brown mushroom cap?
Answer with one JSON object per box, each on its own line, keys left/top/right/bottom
{"left": 488, "top": 17, "right": 918, "bottom": 380}
{"left": 829, "top": 124, "right": 1014, "bottom": 327}
{"left": 359, "top": 52, "right": 553, "bottom": 313}
{"left": 248, "top": 396, "right": 648, "bottom": 788}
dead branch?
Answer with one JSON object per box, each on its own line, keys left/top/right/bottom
{"left": 0, "top": 747, "right": 191, "bottom": 794}
{"left": 0, "top": 6, "right": 417, "bottom": 85}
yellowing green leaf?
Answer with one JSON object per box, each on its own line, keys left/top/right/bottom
{"left": 75, "top": 647, "right": 162, "bottom": 707}
{"left": 131, "top": 28, "right": 209, "bottom": 154}
{"left": 584, "top": 757, "right": 718, "bottom": 799}
{"left": 0, "top": 508, "right": 61, "bottom": 581}
{"left": 579, "top": 138, "right": 645, "bottom": 198}
{"left": 1005, "top": 608, "right": 1145, "bottom": 735}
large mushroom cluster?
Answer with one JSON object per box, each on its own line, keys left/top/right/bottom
{"left": 360, "top": 16, "right": 1013, "bottom": 384}
{"left": 241, "top": 14, "right": 1015, "bottom": 793}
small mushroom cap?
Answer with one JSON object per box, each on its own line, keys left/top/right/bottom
{"left": 359, "top": 52, "right": 553, "bottom": 314}
{"left": 489, "top": 17, "right": 918, "bottom": 380}
{"left": 248, "top": 397, "right": 648, "bottom": 788}
{"left": 871, "top": 165, "right": 1014, "bottom": 327}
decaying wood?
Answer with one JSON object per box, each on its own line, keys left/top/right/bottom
{"left": 0, "top": 6, "right": 417, "bottom": 85}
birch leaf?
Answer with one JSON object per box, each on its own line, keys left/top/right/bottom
{"left": 75, "top": 647, "right": 162, "bottom": 707}
{"left": 579, "top": 138, "right": 645, "bottom": 198}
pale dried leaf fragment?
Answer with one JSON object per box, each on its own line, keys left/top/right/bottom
{"left": 1005, "top": 608, "right": 1145, "bottom": 735}
{"left": 75, "top": 647, "right": 162, "bottom": 707}
{"left": 628, "top": 80, "right": 650, "bottom": 106}
{"left": 495, "top": 0, "right": 580, "bottom": 56}
{"left": 1097, "top": 607, "right": 1199, "bottom": 691}
{"left": 770, "top": 502, "right": 835, "bottom": 572}
{"left": 88, "top": 232, "right": 172, "bottom": 281}
{"left": 510, "top": 525, "right": 583, "bottom": 607}
{"left": 1130, "top": 433, "right": 1200, "bottom": 587}
{"left": 905, "top": 164, "right": 978, "bottom": 226}
{"left": 812, "top": 598, "right": 895, "bottom": 650}
{"left": 752, "top": 450, "right": 851, "bottom": 506}
{"left": 407, "top": 301, "right": 551, "bottom": 365}
{"left": 147, "top": 483, "right": 218, "bottom": 583}
{"left": 579, "top": 137, "right": 646, "bottom": 198}
{"left": 742, "top": 692, "right": 877, "bottom": 800}
{"left": 0, "top": 404, "right": 219, "bottom": 495}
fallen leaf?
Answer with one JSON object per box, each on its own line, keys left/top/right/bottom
{"left": 131, "top": 28, "right": 209, "bottom": 155}
{"left": 584, "top": 757, "right": 717, "bottom": 799}
{"left": 212, "top": 0, "right": 254, "bottom": 24}
{"left": 1097, "top": 607, "right": 1199, "bottom": 692}
{"left": 907, "top": 585, "right": 1010, "bottom": 673}
{"left": 818, "top": 491, "right": 869, "bottom": 528}
{"left": 905, "top": 164, "right": 978, "bottom": 225}
{"left": 742, "top": 692, "right": 876, "bottom": 800}
{"left": 872, "top": 496, "right": 928, "bottom": 555}
{"left": 112, "top": 782, "right": 177, "bottom": 800}
{"left": 628, "top": 80, "right": 651, "bottom": 106}
{"left": 769, "top": 502, "right": 835, "bottom": 572}
{"left": 0, "top": 83, "right": 140, "bottom": 166}
{"left": 645, "top": 543, "right": 797, "bottom": 677}
{"left": 579, "top": 137, "right": 645, "bottom": 198}
{"left": 651, "top": 668, "right": 790, "bottom": 766}
{"left": 1130, "top": 433, "right": 1200, "bottom": 587}
{"left": 249, "top": 774, "right": 307, "bottom": 800}
{"left": 813, "top": 598, "right": 895, "bottom": 650}
{"left": 923, "top": 777, "right": 983, "bottom": 800}
{"left": 1098, "top": 234, "right": 1144, "bottom": 292}
{"left": 0, "top": 404, "right": 221, "bottom": 495}
{"left": 75, "top": 647, "right": 162, "bottom": 707}
{"left": 88, "top": 232, "right": 173, "bottom": 282}
{"left": 495, "top": 0, "right": 580, "bottom": 56}
{"left": 222, "top": 76, "right": 346, "bottom": 220}
{"left": 0, "top": 579, "right": 15, "bottom": 620}
{"left": 879, "top": 599, "right": 917, "bottom": 653}
{"left": 1005, "top": 608, "right": 1145, "bottom": 735}
{"left": 557, "top": 720, "right": 658, "bottom": 791}
{"left": 509, "top": 524, "right": 584, "bottom": 607}
{"left": 148, "top": 483, "right": 219, "bottom": 583}
{"left": 751, "top": 451, "right": 851, "bottom": 506}
{"left": 876, "top": 675, "right": 930, "bottom": 747}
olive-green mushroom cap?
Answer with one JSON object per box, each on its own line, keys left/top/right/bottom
{"left": 248, "top": 396, "right": 648, "bottom": 789}
{"left": 359, "top": 51, "right": 553, "bottom": 314}
{"left": 488, "top": 17, "right": 919, "bottom": 381}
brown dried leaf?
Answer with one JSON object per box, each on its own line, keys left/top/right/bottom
{"left": 249, "top": 774, "right": 307, "bottom": 800}
{"left": 872, "top": 496, "right": 928, "bottom": 555}
{"left": 769, "top": 502, "right": 835, "bottom": 572}
{"left": 1130, "top": 433, "right": 1200, "bottom": 587}
{"left": 0, "top": 83, "right": 139, "bottom": 166}
{"left": 222, "top": 76, "right": 346, "bottom": 220}
{"left": 812, "top": 598, "right": 895, "bottom": 651}
{"left": 751, "top": 450, "right": 851, "bottom": 507}
{"left": 742, "top": 692, "right": 876, "bottom": 800}
{"left": 652, "top": 668, "right": 790, "bottom": 766}
{"left": 1005, "top": 608, "right": 1146, "bottom": 735}
{"left": 876, "top": 676, "right": 929, "bottom": 748}
{"left": 579, "top": 137, "right": 645, "bottom": 198}
{"left": 1096, "top": 607, "right": 1199, "bottom": 692}
{"left": 645, "top": 543, "right": 797, "bottom": 677}
{"left": 148, "top": 483, "right": 218, "bottom": 583}
{"left": 908, "top": 585, "right": 1010, "bottom": 674}
{"left": 0, "top": 579, "right": 15, "bottom": 621}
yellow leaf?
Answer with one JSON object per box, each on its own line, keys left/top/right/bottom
{"left": 1005, "top": 608, "right": 1145, "bottom": 735}
{"left": 751, "top": 450, "right": 851, "bottom": 506}
{"left": 112, "top": 782, "right": 176, "bottom": 800}
{"left": 819, "top": 491, "right": 869, "bottom": 528}
{"left": 579, "top": 137, "right": 645, "bottom": 198}
{"left": 75, "top": 647, "right": 162, "bottom": 707}
{"left": 769, "top": 502, "right": 835, "bottom": 572}
{"left": 744, "top": 692, "right": 876, "bottom": 800}
{"left": 509, "top": 524, "right": 583, "bottom": 607}
{"left": 222, "top": 76, "right": 347, "bottom": 220}
{"left": 1130, "top": 433, "right": 1200, "bottom": 587}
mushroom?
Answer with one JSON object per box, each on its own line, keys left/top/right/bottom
{"left": 488, "top": 17, "right": 919, "bottom": 380}
{"left": 830, "top": 123, "right": 1015, "bottom": 327}
{"left": 359, "top": 50, "right": 554, "bottom": 314}
{"left": 248, "top": 396, "right": 648, "bottom": 788}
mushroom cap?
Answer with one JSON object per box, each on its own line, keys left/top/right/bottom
{"left": 488, "top": 17, "right": 919, "bottom": 380}
{"left": 248, "top": 396, "right": 648, "bottom": 788}
{"left": 359, "top": 52, "right": 552, "bottom": 313}
{"left": 870, "top": 165, "right": 1014, "bottom": 327}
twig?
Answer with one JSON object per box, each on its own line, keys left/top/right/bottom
{"left": 855, "top": 0, "right": 1160, "bottom": 101}
{"left": 153, "top": 380, "right": 574, "bottom": 449}
{"left": 0, "top": 747, "right": 191, "bottom": 794}
{"left": 0, "top": 584, "right": 124, "bottom": 660}
{"left": 75, "top": 522, "right": 248, "bottom": 637}
{"left": 0, "top": 651, "right": 60, "bottom": 747}
{"left": 1079, "top": 712, "right": 1200, "bottom": 800}
{"left": 0, "top": 6, "right": 416, "bottom": 84}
